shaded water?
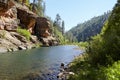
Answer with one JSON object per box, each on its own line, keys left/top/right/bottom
{"left": 0, "top": 45, "right": 83, "bottom": 80}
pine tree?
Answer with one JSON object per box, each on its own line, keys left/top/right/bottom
{"left": 37, "top": 0, "right": 44, "bottom": 16}
{"left": 42, "top": 1, "right": 46, "bottom": 16}
{"left": 30, "top": 0, "right": 37, "bottom": 13}
{"left": 53, "top": 14, "right": 61, "bottom": 27}
{"left": 102, "top": 0, "right": 120, "bottom": 61}
{"left": 87, "top": 0, "right": 120, "bottom": 65}
{"left": 62, "top": 21, "right": 65, "bottom": 35}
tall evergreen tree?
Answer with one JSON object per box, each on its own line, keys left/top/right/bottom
{"left": 53, "top": 14, "right": 61, "bottom": 27}
{"left": 87, "top": 0, "right": 120, "bottom": 65}
{"left": 30, "top": 0, "right": 45, "bottom": 16}
{"left": 37, "top": 0, "right": 44, "bottom": 16}
{"left": 30, "top": 0, "right": 37, "bottom": 13}
{"left": 102, "top": 0, "right": 120, "bottom": 61}
{"left": 42, "top": 1, "right": 46, "bottom": 16}
{"left": 62, "top": 21, "right": 65, "bottom": 35}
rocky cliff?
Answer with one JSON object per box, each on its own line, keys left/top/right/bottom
{"left": 0, "top": 0, "right": 58, "bottom": 53}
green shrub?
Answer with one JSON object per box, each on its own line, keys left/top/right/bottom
{"left": 68, "top": 56, "right": 102, "bottom": 80}
{"left": 54, "top": 27, "right": 66, "bottom": 44}
{"left": 17, "top": 28, "right": 31, "bottom": 40}
{"left": 102, "top": 61, "right": 120, "bottom": 80}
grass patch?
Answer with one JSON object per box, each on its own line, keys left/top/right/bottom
{"left": 17, "top": 28, "right": 31, "bottom": 40}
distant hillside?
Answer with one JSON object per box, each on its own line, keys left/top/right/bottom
{"left": 66, "top": 12, "right": 111, "bottom": 42}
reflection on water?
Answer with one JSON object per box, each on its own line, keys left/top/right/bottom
{"left": 0, "top": 45, "right": 83, "bottom": 80}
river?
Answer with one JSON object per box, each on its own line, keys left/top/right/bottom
{"left": 0, "top": 45, "right": 83, "bottom": 80}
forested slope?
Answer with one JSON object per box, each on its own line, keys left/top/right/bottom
{"left": 66, "top": 12, "right": 110, "bottom": 42}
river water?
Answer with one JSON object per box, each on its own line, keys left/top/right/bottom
{"left": 0, "top": 45, "right": 83, "bottom": 80}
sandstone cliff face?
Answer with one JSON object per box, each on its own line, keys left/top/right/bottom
{"left": 0, "top": 0, "right": 18, "bottom": 31}
{"left": 0, "top": 0, "right": 58, "bottom": 53}
{"left": 35, "top": 17, "right": 58, "bottom": 46}
{"left": 17, "top": 7, "right": 37, "bottom": 34}
{"left": 35, "top": 17, "right": 51, "bottom": 37}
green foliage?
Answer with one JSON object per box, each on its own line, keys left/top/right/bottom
{"left": 17, "top": 28, "right": 31, "bottom": 40}
{"left": 103, "top": 61, "right": 120, "bottom": 80}
{"left": 100, "top": 21, "right": 109, "bottom": 35}
{"left": 68, "top": 42, "right": 88, "bottom": 49}
{"left": 30, "top": 0, "right": 45, "bottom": 17}
{"left": 68, "top": 55, "right": 101, "bottom": 80}
{"left": 65, "top": 32, "right": 78, "bottom": 42}
{"left": 85, "top": 0, "right": 120, "bottom": 66}
{"left": 62, "top": 20, "right": 65, "bottom": 35}
{"left": 86, "top": 35, "right": 109, "bottom": 65}
{"left": 18, "top": 0, "right": 30, "bottom": 7}
{"left": 53, "top": 14, "right": 61, "bottom": 28}
{"left": 47, "top": 15, "right": 66, "bottom": 44}
{"left": 53, "top": 14, "right": 63, "bottom": 33}
{"left": 53, "top": 27, "right": 66, "bottom": 44}
{"left": 36, "top": 0, "right": 44, "bottom": 16}
{"left": 101, "top": 0, "right": 120, "bottom": 62}
{"left": 78, "top": 42, "right": 88, "bottom": 47}
{"left": 25, "top": 0, "right": 30, "bottom": 7}
{"left": 67, "top": 1, "right": 120, "bottom": 80}
{"left": 68, "top": 0, "right": 120, "bottom": 80}
{"left": 69, "top": 59, "right": 120, "bottom": 80}
{"left": 86, "top": 0, "right": 120, "bottom": 66}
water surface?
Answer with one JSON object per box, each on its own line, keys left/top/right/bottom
{"left": 0, "top": 45, "right": 83, "bottom": 80}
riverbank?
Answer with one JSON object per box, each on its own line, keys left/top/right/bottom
{"left": 67, "top": 45, "right": 120, "bottom": 80}
{"left": 68, "top": 54, "right": 120, "bottom": 80}
{"left": 0, "top": 30, "right": 41, "bottom": 53}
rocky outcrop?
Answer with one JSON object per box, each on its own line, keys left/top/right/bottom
{"left": 35, "top": 17, "right": 59, "bottom": 46}
{"left": 17, "top": 7, "right": 37, "bottom": 34}
{"left": 41, "top": 36, "right": 59, "bottom": 46}
{"left": 15, "top": 2, "right": 59, "bottom": 46}
{"left": 57, "top": 63, "right": 75, "bottom": 80}
{"left": 35, "top": 17, "right": 51, "bottom": 37}
{"left": 0, "top": 0, "right": 18, "bottom": 31}
{"left": 0, "top": 0, "right": 59, "bottom": 53}
{"left": 0, "top": 30, "right": 40, "bottom": 53}
{"left": 35, "top": 17, "right": 50, "bottom": 46}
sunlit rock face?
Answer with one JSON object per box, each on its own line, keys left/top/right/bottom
{"left": 0, "top": 0, "right": 18, "bottom": 31}
{"left": 17, "top": 8, "right": 37, "bottom": 34}
{"left": 35, "top": 17, "right": 59, "bottom": 46}
{"left": 35, "top": 17, "right": 51, "bottom": 38}
{"left": 0, "top": 0, "right": 59, "bottom": 48}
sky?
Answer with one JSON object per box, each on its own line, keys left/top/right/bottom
{"left": 45, "top": 0, "right": 117, "bottom": 31}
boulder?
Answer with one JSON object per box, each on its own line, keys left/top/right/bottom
{"left": 0, "top": 4, "right": 18, "bottom": 31}
{"left": 0, "top": 38, "right": 18, "bottom": 53}
{"left": 17, "top": 8, "right": 37, "bottom": 34}
{"left": 0, "top": 47, "right": 8, "bottom": 53}
{"left": 40, "top": 36, "right": 59, "bottom": 46}
{"left": 30, "top": 35, "right": 39, "bottom": 43}
{"left": 3, "top": 30, "right": 22, "bottom": 46}
{"left": 11, "top": 47, "right": 18, "bottom": 51}
{"left": 18, "top": 45, "right": 26, "bottom": 50}
{"left": 10, "top": 32, "right": 27, "bottom": 43}
{"left": 35, "top": 17, "right": 51, "bottom": 38}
